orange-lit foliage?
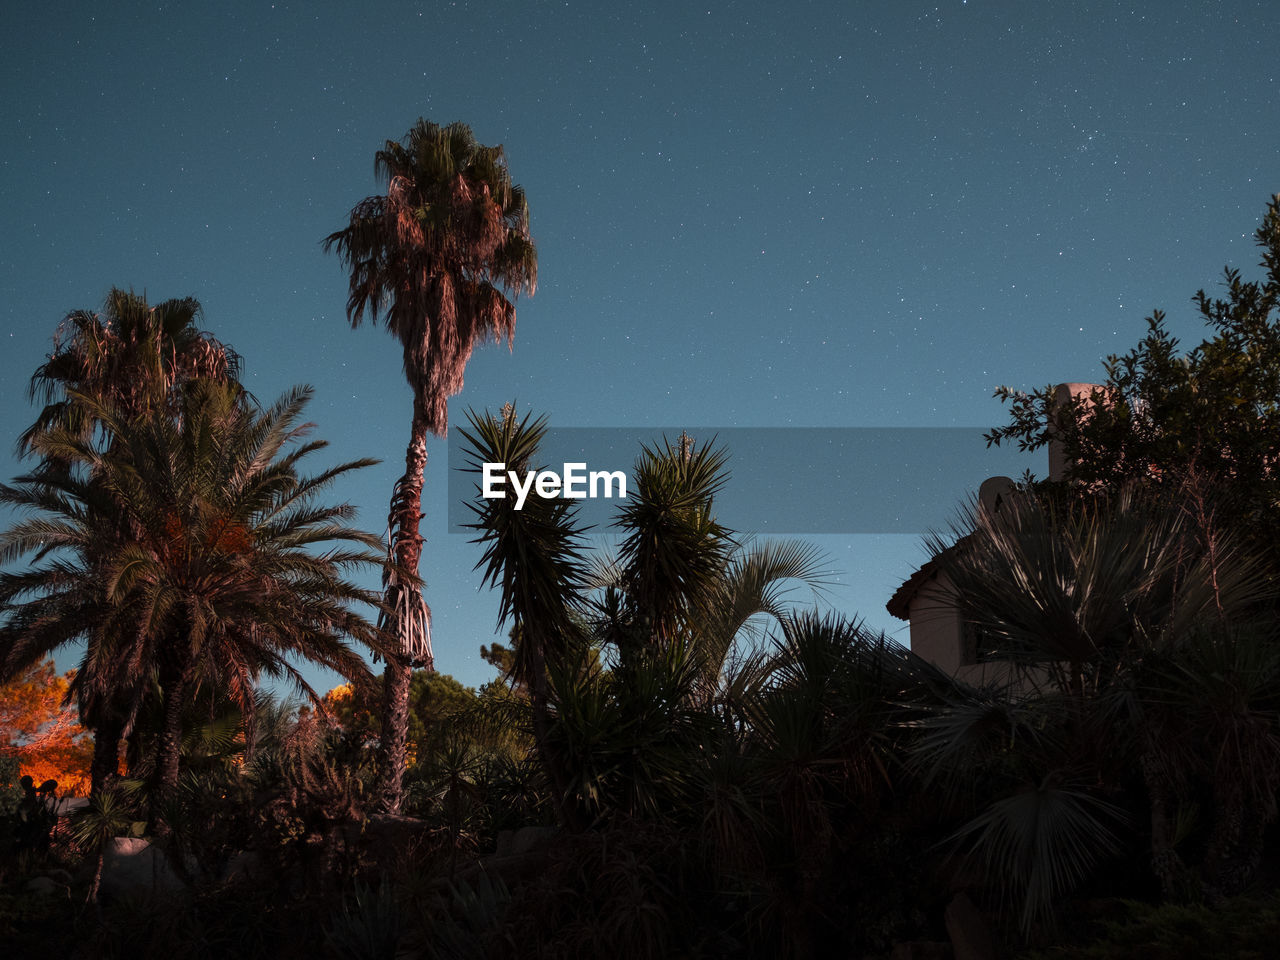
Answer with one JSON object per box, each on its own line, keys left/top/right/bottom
{"left": 322, "top": 682, "right": 377, "bottom": 743}
{"left": 159, "top": 510, "right": 252, "bottom": 565}
{"left": 158, "top": 512, "right": 253, "bottom": 570}
{"left": 0, "top": 659, "right": 93, "bottom": 796}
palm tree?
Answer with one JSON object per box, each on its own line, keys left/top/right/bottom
{"left": 21, "top": 287, "right": 241, "bottom": 455}
{"left": 915, "top": 484, "right": 1274, "bottom": 928}
{"left": 325, "top": 119, "right": 537, "bottom": 813}
{"left": 0, "top": 381, "right": 388, "bottom": 822}
{"left": 0, "top": 466, "right": 141, "bottom": 798}
{"left": 7, "top": 289, "right": 243, "bottom": 798}
{"left": 741, "top": 612, "right": 934, "bottom": 957}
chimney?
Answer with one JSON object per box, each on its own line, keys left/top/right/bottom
{"left": 1047, "top": 382, "right": 1102, "bottom": 482}
{"left": 978, "top": 475, "right": 1016, "bottom": 515}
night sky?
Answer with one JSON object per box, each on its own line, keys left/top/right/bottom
{"left": 3, "top": 1, "right": 1277, "bottom": 694}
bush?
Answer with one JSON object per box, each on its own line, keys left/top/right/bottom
{"left": 0, "top": 756, "right": 21, "bottom": 817}
{"left": 1023, "top": 893, "right": 1280, "bottom": 960}
{"left": 6, "top": 775, "right": 59, "bottom": 855}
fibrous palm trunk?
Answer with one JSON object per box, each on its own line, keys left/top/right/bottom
{"left": 89, "top": 714, "right": 123, "bottom": 800}
{"left": 375, "top": 397, "right": 433, "bottom": 814}
{"left": 1203, "top": 786, "right": 1273, "bottom": 899}
{"left": 376, "top": 658, "right": 413, "bottom": 814}
{"left": 1141, "top": 748, "right": 1194, "bottom": 901}
{"left": 151, "top": 645, "right": 193, "bottom": 831}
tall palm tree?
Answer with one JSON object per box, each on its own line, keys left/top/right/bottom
{"left": 21, "top": 287, "right": 241, "bottom": 455}
{"left": 8, "top": 289, "right": 242, "bottom": 797}
{"left": 324, "top": 119, "right": 538, "bottom": 812}
{"left": 0, "top": 381, "right": 388, "bottom": 822}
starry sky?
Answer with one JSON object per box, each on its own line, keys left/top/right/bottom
{"left": 2, "top": 0, "right": 1277, "bottom": 694}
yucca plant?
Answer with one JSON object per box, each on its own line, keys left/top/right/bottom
{"left": 324, "top": 874, "right": 403, "bottom": 960}
{"left": 460, "top": 406, "right": 590, "bottom": 829}
{"left": 420, "top": 872, "right": 512, "bottom": 960}
{"left": 70, "top": 786, "right": 137, "bottom": 904}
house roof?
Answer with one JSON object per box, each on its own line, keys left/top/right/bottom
{"left": 884, "top": 536, "right": 970, "bottom": 621}
{"left": 886, "top": 557, "right": 942, "bottom": 621}
{"left": 887, "top": 473, "right": 1024, "bottom": 620}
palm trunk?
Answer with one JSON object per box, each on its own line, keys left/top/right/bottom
{"left": 1141, "top": 748, "right": 1193, "bottom": 900}
{"left": 1203, "top": 788, "right": 1269, "bottom": 898}
{"left": 89, "top": 714, "right": 123, "bottom": 800}
{"left": 376, "top": 656, "right": 413, "bottom": 814}
{"left": 151, "top": 658, "right": 190, "bottom": 831}
{"left": 87, "top": 848, "right": 105, "bottom": 906}
{"left": 375, "top": 398, "right": 431, "bottom": 815}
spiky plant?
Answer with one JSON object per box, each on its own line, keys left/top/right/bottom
{"left": 459, "top": 406, "right": 588, "bottom": 828}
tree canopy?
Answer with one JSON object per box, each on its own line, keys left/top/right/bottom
{"left": 987, "top": 194, "right": 1280, "bottom": 553}
{"left": 0, "top": 381, "right": 388, "bottom": 813}
{"left": 0, "top": 659, "right": 92, "bottom": 796}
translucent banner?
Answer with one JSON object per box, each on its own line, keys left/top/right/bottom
{"left": 447, "top": 427, "right": 1040, "bottom": 534}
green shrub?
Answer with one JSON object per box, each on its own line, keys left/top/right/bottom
{"left": 1023, "top": 893, "right": 1280, "bottom": 960}
{"left": 324, "top": 875, "right": 402, "bottom": 960}
{"left": 0, "top": 756, "right": 20, "bottom": 817}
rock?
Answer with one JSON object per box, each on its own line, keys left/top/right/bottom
{"left": 890, "top": 942, "right": 952, "bottom": 960}
{"left": 945, "top": 892, "right": 996, "bottom": 960}
{"left": 495, "top": 825, "right": 557, "bottom": 858}
{"left": 100, "top": 837, "right": 190, "bottom": 901}
{"left": 24, "top": 876, "right": 65, "bottom": 898}
{"left": 55, "top": 797, "right": 90, "bottom": 817}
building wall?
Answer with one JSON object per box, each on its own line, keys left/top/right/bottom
{"left": 907, "top": 572, "right": 1019, "bottom": 687}
{"left": 897, "top": 382, "right": 1100, "bottom": 685}
{"left": 907, "top": 572, "right": 964, "bottom": 674}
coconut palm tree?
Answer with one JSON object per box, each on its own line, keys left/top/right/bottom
{"left": 0, "top": 381, "right": 388, "bottom": 822}
{"left": 324, "top": 119, "right": 537, "bottom": 813}
{"left": 7, "top": 289, "right": 243, "bottom": 798}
